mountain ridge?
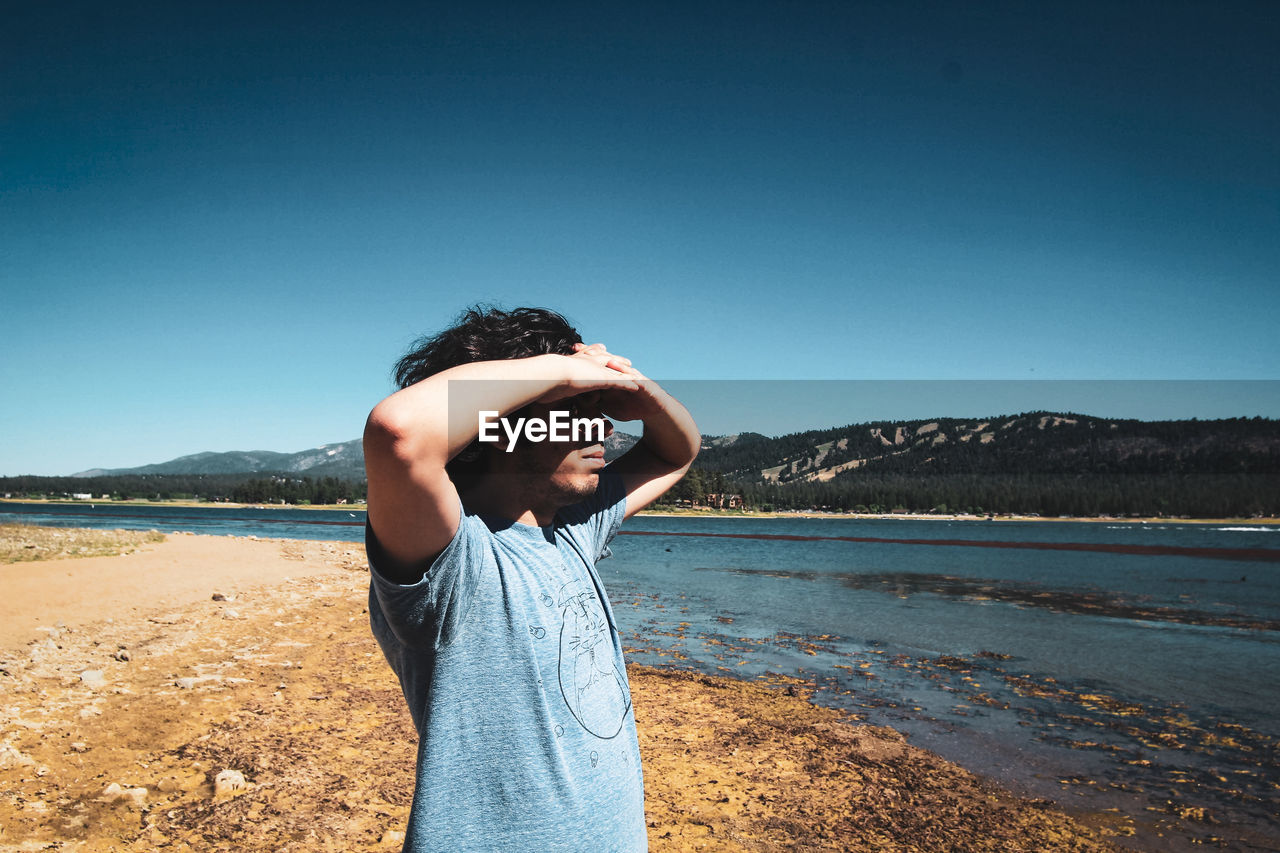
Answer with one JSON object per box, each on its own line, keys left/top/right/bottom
{"left": 695, "top": 411, "right": 1279, "bottom": 482}
{"left": 72, "top": 440, "right": 367, "bottom": 480}
{"left": 67, "top": 412, "right": 1279, "bottom": 481}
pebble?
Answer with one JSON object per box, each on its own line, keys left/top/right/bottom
{"left": 100, "top": 782, "right": 146, "bottom": 806}
{"left": 80, "top": 669, "right": 106, "bottom": 686}
{"left": 214, "top": 768, "right": 247, "bottom": 797}
{"left": 0, "top": 744, "right": 35, "bottom": 769}
{"left": 379, "top": 829, "right": 406, "bottom": 847}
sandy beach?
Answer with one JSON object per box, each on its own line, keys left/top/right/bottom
{"left": 0, "top": 530, "right": 1124, "bottom": 851}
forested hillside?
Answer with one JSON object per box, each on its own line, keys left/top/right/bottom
{"left": 680, "top": 413, "right": 1280, "bottom": 516}
{"left": 5, "top": 413, "right": 1276, "bottom": 516}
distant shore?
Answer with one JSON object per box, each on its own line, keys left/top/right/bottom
{"left": 0, "top": 497, "right": 367, "bottom": 511}
{"left": 3, "top": 496, "right": 1277, "bottom": 525}
{"left": 640, "top": 508, "right": 1280, "bottom": 524}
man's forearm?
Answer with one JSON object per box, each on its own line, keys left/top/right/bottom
{"left": 369, "top": 355, "right": 572, "bottom": 467}
{"left": 635, "top": 384, "right": 700, "bottom": 470}
{"left": 368, "top": 351, "right": 640, "bottom": 469}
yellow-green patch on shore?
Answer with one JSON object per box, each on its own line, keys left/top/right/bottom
{"left": 0, "top": 524, "right": 165, "bottom": 563}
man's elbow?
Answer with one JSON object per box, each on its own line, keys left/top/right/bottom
{"left": 364, "top": 401, "right": 430, "bottom": 469}
{"left": 365, "top": 403, "right": 401, "bottom": 451}
{"left": 647, "top": 429, "right": 700, "bottom": 472}
{"left": 677, "top": 427, "right": 701, "bottom": 468}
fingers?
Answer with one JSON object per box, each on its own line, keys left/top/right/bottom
{"left": 573, "top": 341, "right": 632, "bottom": 368}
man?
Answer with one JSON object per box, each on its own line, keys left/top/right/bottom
{"left": 363, "top": 306, "right": 699, "bottom": 852}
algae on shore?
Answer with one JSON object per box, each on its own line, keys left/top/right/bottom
{"left": 0, "top": 523, "right": 165, "bottom": 563}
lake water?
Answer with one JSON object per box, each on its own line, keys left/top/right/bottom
{"left": 4, "top": 501, "right": 1278, "bottom": 851}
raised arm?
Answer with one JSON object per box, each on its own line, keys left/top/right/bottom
{"left": 364, "top": 352, "right": 638, "bottom": 582}
{"left": 583, "top": 344, "right": 701, "bottom": 518}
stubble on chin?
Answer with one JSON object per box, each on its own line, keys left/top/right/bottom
{"left": 498, "top": 470, "right": 599, "bottom": 512}
{"left": 553, "top": 472, "right": 600, "bottom": 504}
{"left": 503, "top": 446, "right": 600, "bottom": 507}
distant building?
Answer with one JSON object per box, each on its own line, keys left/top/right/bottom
{"left": 72, "top": 493, "right": 93, "bottom": 500}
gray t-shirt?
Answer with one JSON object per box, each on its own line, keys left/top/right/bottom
{"left": 368, "top": 472, "right": 646, "bottom": 852}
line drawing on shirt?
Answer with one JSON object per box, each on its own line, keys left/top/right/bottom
{"left": 557, "top": 579, "right": 630, "bottom": 739}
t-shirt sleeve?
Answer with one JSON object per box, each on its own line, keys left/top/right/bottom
{"left": 556, "top": 468, "right": 628, "bottom": 562}
{"left": 367, "top": 510, "right": 489, "bottom": 650}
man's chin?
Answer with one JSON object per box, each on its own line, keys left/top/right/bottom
{"left": 555, "top": 472, "right": 600, "bottom": 503}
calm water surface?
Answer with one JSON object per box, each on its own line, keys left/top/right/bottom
{"left": 5, "top": 502, "right": 1278, "bottom": 851}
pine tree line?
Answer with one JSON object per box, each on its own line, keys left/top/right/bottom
{"left": 1, "top": 473, "right": 367, "bottom": 506}
{"left": 656, "top": 468, "right": 1279, "bottom": 517}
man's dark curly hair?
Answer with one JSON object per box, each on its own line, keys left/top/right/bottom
{"left": 394, "top": 306, "right": 583, "bottom": 389}
{"left": 394, "top": 306, "right": 584, "bottom": 489}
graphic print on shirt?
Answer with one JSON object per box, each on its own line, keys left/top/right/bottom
{"left": 557, "top": 578, "right": 630, "bottom": 739}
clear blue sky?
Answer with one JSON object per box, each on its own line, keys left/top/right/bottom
{"left": 3, "top": 1, "right": 1278, "bottom": 475}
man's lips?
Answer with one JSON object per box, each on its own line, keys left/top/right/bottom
{"left": 582, "top": 447, "right": 606, "bottom": 462}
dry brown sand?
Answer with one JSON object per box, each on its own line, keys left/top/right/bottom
{"left": 0, "top": 531, "right": 326, "bottom": 651}
{"left": 0, "top": 532, "right": 1124, "bottom": 851}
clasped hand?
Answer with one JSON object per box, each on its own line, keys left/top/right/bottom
{"left": 535, "top": 342, "right": 665, "bottom": 424}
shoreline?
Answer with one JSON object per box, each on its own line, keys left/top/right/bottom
{"left": 638, "top": 508, "right": 1280, "bottom": 524}
{"left": 4, "top": 497, "right": 1275, "bottom": 525}
{"left": 0, "top": 531, "right": 1124, "bottom": 851}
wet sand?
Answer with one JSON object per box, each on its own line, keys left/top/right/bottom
{"left": 0, "top": 533, "right": 1122, "bottom": 851}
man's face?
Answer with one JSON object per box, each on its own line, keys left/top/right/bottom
{"left": 498, "top": 394, "right": 613, "bottom": 507}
